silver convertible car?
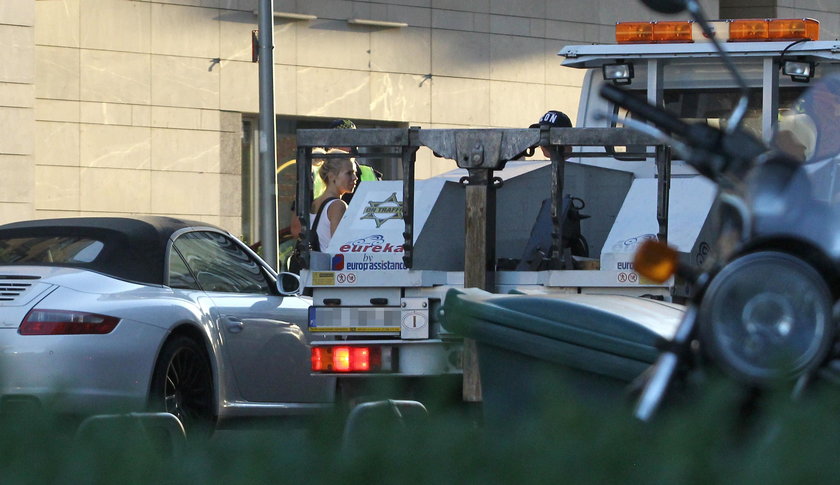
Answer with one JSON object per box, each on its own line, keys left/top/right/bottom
{"left": 0, "top": 216, "right": 334, "bottom": 435}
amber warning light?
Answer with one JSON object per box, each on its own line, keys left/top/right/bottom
{"left": 616, "top": 18, "right": 819, "bottom": 44}
{"left": 633, "top": 240, "right": 679, "bottom": 284}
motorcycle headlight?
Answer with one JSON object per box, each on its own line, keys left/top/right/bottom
{"left": 698, "top": 251, "right": 834, "bottom": 384}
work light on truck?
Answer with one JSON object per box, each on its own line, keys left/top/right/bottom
{"left": 783, "top": 60, "right": 815, "bottom": 83}
{"left": 603, "top": 62, "right": 635, "bottom": 85}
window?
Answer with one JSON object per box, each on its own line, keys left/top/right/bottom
{"left": 167, "top": 248, "right": 200, "bottom": 290}
{"left": 614, "top": 87, "right": 806, "bottom": 139}
{"left": 173, "top": 231, "right": 273, "bottom": 294}
{"left": 241, "top": 117, "right": 258, "bottom": 244}
{"left": 0, "top": 237, "right": 104, "bottom": 264}
{"left": 609, "top": 87, "right": 807, "bottom": 161}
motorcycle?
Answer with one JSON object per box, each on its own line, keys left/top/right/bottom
{"left": 602, "top": 0, "right": 840, "bottom": 421}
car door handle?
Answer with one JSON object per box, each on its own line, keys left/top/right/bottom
{"left": 225, "top": 317, "right": 244, "bottom": 333}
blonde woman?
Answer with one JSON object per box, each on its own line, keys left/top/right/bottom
{"left": 310, "top": 150, "right": 358, "bottom": 251}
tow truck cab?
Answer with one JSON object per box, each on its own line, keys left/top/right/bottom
{"left": 296, "top": 19, "right": 840, "bottom": 396}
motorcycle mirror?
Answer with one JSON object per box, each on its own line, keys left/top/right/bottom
{"left": 641, "top": 0, "right": 687, "bottom": 14}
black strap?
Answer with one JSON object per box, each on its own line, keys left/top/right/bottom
{"left": 311, "top": 197, "right": 338, "bottom": 251}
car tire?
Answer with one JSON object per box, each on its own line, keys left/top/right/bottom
{"left": 149, "top": 335, "right": 216, "bottom": 440}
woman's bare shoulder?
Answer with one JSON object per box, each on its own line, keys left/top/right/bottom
{"left": 327, "top": 198, "right": 348, "bottom": 217}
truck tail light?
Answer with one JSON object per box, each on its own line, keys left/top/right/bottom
{"left": 311, "top": 346, "right": 384, "bottom": 372}
{"left": 19, "top": 309, "right": 120, "bottom": 335}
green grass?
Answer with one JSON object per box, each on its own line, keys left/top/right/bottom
{"left": 2, "top": 379, "right": 840, "bottom": 484}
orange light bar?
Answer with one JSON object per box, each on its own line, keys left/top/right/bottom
{"left": 652, "top": 21, "right": 693, "bottom": 43}
{"left": 616, "top": 22, "right": 654, "bottom": 43}
{"left": 616, "top": 18, "right": 819, "bottom": 44}
{"left": 729, "top": 18, "right": 819, "bottom": 41}
{"left": 728, "top": 19, "right": 769, "bottom": 41}
{"left": 769, "top": 18, "right": 819, "bottom": 41}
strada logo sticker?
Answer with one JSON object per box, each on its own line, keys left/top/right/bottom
{"left": 340, "top": 234, "right": 404, "bottom": 253}
{"left": 361, "top": 193, "right": 403, "bottom": 228}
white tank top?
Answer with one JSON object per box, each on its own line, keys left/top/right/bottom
{"left": 310, "top": 198, "right": 340, "bottom": 251}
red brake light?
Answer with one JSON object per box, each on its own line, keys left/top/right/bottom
{"left": 310, "top": 346, "right": 383, "bottom": 372}
{"left": 20, "top": 309, "right": 121, "bottom": 335}
{"left": 311, "top": 347, "right": 326, "bottom": 371}
{"left": 350, "top": 347, "right": 370, "bottom": 371}
{"left": 334, "top": 346, "right": 352, "bottom": 372}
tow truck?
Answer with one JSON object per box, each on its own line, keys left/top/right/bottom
{"left": 292, "top": 18, "right": 840, "bottom": 402}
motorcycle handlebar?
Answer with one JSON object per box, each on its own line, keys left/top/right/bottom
{"left": 600, "top": 83, "right": 693, "bottom": 139}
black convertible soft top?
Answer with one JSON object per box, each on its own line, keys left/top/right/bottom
{"left": 0, "top": 216, "right": 223, "bottom": 285}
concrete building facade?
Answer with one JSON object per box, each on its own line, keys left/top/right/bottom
{"left": 0, "top": 0, "right": 836, "bottom": 243}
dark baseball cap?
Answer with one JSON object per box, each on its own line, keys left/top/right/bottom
{"left": 529, "top": 110, "right": 572, "bottom": 129}
{"left": 329, "top": 119, "right": 357, "bottom": 129}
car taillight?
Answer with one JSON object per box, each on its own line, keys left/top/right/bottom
{"left": 19, "top": 309, "right": 121, "bottom": 335}
{"left": 311, "top": 346, "right": 383, "bottom": 372}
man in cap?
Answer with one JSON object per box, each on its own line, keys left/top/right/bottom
{"left": 530, "top": 110, "right": 574, "bottom": 160}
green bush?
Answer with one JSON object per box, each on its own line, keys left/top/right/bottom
{"left": 2, "top": 379, "right": 840, "bottom": 484}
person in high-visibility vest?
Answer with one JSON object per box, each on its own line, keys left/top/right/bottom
{"left": 317, "top": 119, "right": 381, "bottom": 202}
{"left": 283, "top": 120, "right": 382, "bottom": 271}
{"left": 288, "top": 119, "right": 381, "bottom": 235}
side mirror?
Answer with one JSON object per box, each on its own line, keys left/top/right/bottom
{"left": 641, "top": 0, "right": 687, "bottom": 14}
{"left": 276, "top": 272, "right": 303, "bottom": 295}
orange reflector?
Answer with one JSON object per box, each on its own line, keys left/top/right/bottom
{"left": 616, "top": 22, "right": 654, "bottom": 43}
{"left": 310, "top": 346, "right": 384, "bottom": 372}
{"left": 729, "top": 19, "right": 769, "bottom": 41}
{"left": 633, "top": 240, "right": 679, "bottom": 284}
{"left": 652, "top": 21, "right": 693, "bottom": 43}
{"left": 769, "top": 18, "right": 819, "bottom": 40}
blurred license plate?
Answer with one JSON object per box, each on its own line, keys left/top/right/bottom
{"left": 308, "top": 306, "right": 401, "bottom": 334}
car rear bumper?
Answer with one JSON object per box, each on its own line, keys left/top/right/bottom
{"left": 0, "top": 319, "right": 167, "bottom": 415}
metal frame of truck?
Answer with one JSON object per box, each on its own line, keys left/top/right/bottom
{"left": 295, "top": 127, "right": 670, "bottom": 386}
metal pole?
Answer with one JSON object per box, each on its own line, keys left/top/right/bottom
{"left": 258, "top": 0, "right": 278, "bottom": 269}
